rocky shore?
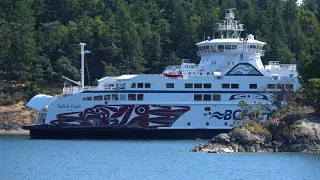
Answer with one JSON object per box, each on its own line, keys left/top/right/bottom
{"left": 0, "top": 101, "right": 35, "bottom": 132}
{"left": 191, "top": 111, "right": 320, "bottom": 153}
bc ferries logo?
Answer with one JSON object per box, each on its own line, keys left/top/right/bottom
{"left": 210, "top": 110, "right": 271, "bottom": 121}
{"left": 225, "top": 63, "right": 263, "bottom": 76}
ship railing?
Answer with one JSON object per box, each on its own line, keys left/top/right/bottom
{"left": 279, "top": 64, "right": 297, "bottom": 70}
{"left": 83, "top": 86, "right": 99, "bottom": 91}
{"left": 181, "top": 59, "right": 190, "bottom": 63}
{"left": 265, "top": 64, "right": 297, "bottom": 70}
{"left": 62, "top": 86, "right": 82, "bottom": 94}
{"left": 245, "top": 49, "right": 265, "bottom": 55}
{"left": 252, "top": 49, "right": 265, "bottom": 55}
{"left": 165, "top": 65, "right": 181, "bottom": 70}
{"left": 269, "top": 61, "right": 280, "bottom": 65}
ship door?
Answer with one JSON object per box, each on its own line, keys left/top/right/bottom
{"left": 36, "top": 111, "right": 47, "bottom": 124}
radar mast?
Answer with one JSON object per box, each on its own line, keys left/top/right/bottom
{"left": 217, "top": 9, "right": 244, "bottom": 39}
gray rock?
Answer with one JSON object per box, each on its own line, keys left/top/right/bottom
{"left": 210, "top": 133, "right": 231, "bottom": 144}
{"left": 238, "top": 145, "right": 245, "bottom": 152}
{"left": 230, "top": 127, "right": 262, "bottom": 144}
{"left": 191, "top": 117, "right": 320, "bottom": 153}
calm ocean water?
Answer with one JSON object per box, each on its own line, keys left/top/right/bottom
{"left": 0, "top": 135, "right": 320, "bottom": 180}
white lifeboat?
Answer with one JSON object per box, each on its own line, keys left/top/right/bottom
{"left": 163, "top": 68, "right": 183, "bottom": 78}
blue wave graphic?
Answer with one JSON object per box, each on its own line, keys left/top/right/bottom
{"left": 210, "top": 111, "right": 227, "bottom": 119}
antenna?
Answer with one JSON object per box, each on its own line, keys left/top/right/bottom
{"left": 217, "top": 8, "right": 244, "bottom": 39}
{"left": 79, "top": 43, "right": 86, "bottom": 89}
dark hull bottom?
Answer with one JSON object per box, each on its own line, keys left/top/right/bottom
{"left": 23, "top": 125, "right": 230, "bottom": 139}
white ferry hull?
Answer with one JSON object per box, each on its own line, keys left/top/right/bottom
{"left": 23, "top": 101, "right": 271, "bottom": 139}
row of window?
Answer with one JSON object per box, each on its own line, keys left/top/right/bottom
{"left": 83, "top": 94, "right": 144, "bottom": 101}
{"left": 131, "top": 83, "right": 151, "bottom": 88}
{"left": 166, "top": 83, "right": 241, "bottom": 89}
{"left": 165, "top": 83, "right": 293, "bottom": 90}
{"left": 194, "top": 94, "right": 221, "bottom": 101}
{"left": 185, "top": 83, "right": 211, "bottom": 89}
{"left": 198, "top": 44, "right": 263, "bottom": 54}
{"left": 222, "top": 84, "right": 239, "bottom": 89}
{"left": 268, "top": 84, "right": 293, "bottom": 90}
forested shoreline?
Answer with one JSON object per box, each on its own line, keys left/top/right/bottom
{"left": 0, "top": 0, "right": 319, "bottom": 102}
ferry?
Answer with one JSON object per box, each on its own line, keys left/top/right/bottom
{"left": 23, "top": 9, "right": 299, "bottom": 139}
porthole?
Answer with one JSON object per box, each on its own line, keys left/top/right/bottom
{"left": 206, "top": 122, "right": 209, "bottom": 126}
{"left": 224, "top": 122, "right": 228, "bottom": 126}
{"left": 187, "top": 122, "right": 191, "bottom": 126}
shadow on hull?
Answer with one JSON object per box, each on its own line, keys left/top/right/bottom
{"left": 23, "top": 125, "right": 230, "bottom": 139}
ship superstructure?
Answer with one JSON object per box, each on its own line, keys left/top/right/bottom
{"left": 24, "top": 9, "right": 299, "bottom": 139}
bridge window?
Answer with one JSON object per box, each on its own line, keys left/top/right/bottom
{"left": 185, "top": 83, "right": 193, "bottom": 88}
{"left": 276, "top": 84, "right": 284, "bottom": 89}
{"left": 137, "top": 83, "right": 143, "bottom": 88}
{"left": 93, "top": 95, "right": 103, "bottom": 100}
{"left": 145, "top": 83, "right": 151, "bottom": 88}
{"left": 131, "top": 83, "right": 136, "bottom": 88}
{"left": 203, "top": 94, "right": 211, "bottom": 101}
{"left": 128, "top": 94, "right": 136, "bottom": 100}
{"left": 166, "top": 83, "right": 174, "bottom": 88}
{"left": 232, "top": 45, "right": 237, "bottom": 49}
{"left": 210, "top": 45, "right": 216, "bottom": 52}
{"left": 137, "top": 94, "right": 144, "bottom": 101}
{"left": 285, "top": 84, "right": 293, "bottom": 90}
{"left": 213, "top": 94, "right": 221, "bottom": 101}
{"left": 222, "top": 84, "right": 230, "bottom": 89}
{"left": 204, "top": 83, "right": 211, "bottom": 88}
{"left": 104, "top": 95, "right": 111, "bottom": 100}
{"left": 120, "top": 94, "right": 126, "bottom": 100}
{"left": 194, "top": 83, "right": 202, "bottom": 88}
{"left": 112, "top": 94, "right": 119, "bottom": 100}
{"left": 83, "top": 96, "right": 92, "bottom": 101}
{"left": 194, "top": 94, "right": 202, "bottom": 101}
{"left": 225, "top": 45, "right": 232, "bottom": 49}
{"left": 268, "top": 84, "right": 276, "bottom": 89}
{"left": 231, "top": 84, "right": 239, "bottom": 89}
{"left": 249, "top": 84, "right": 257, "bottom": 89}
{"left": 249, "top": 45, "right": 256, "bottom": 49}
{"left": 217, "top": 45, "right": 224, "bottom": 52}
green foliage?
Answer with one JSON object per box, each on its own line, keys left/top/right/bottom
{"left": 23, "top": 82, "right": 40, "bottom": 101}
{"left": 303, "top": 78, "right": 320, "bottom": 114}
{"left": 238, "top": 100, "right": 268, "bottom": 124}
